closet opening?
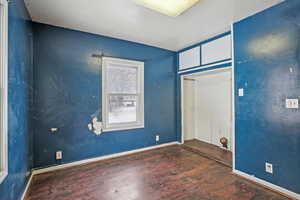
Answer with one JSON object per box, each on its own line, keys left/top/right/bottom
{"left": 181, "top": 68, "right": 233, "bottom": 167}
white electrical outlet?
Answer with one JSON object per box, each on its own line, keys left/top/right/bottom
{"left": 51, "top": 128, "right": 58, "bottom": 133}
{"left": 238, "top": 88, "right": 244, "bottom": 97}
{"left": 56, "top": 151, "right": 62, "bottom": 160}
{"left": 265, "top": 163, "right": 273, "bottom": 174}
{"left": 156, "top": 135, "right": 160, "bottom": 142}
{"left": 286, "top": 99, "right": 299, "bottom": 109}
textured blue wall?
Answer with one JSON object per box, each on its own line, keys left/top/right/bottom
{"left": 32, "top": 23, "right": 177, "bottom": 168}
{"left": 0, "top": 0, "right": 33, "bottom": 200}
{"left": 234, "top": 0, "right": 300, "bottom": 194}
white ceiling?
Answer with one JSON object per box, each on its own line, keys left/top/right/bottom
{"left": 24, "top": 0, "right": 285, "bottom": 51}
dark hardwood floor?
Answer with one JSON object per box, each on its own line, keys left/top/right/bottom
{"left": 26, "top": 145, "right": 289, "bottom": 200}
{"left": 183, "top": 139, "right": 233, "bottom": 167}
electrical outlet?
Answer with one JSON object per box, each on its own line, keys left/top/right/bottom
{"left": 56, "top": 151, "right": 62, "bottom": 160}
{"left": 265, "top": 163, "right": 273, "bottom": 174}
{"left": 156, "top": 135, "right": 160, "bottom": 142}
{"left": 238, "top": 88, "right": 244, "bottom": 97}
{"left": 51, "top": 128, "right": 58, "bottom": 133}
{"left": 286, "top": 99, "right": 299, "bottom": 109}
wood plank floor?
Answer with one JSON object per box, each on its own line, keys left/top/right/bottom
{"left": 26, "top": 145, "right": 289, "bottom": 200}
{"left": 183, "top": 139, "right": 233, "bottom": 167}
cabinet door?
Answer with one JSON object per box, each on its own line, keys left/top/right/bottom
{"left": 201, "top": 35, "right": 232, "bottom": 65}
{"left": 179, "top": 46, "right": 200, "bottom": 70}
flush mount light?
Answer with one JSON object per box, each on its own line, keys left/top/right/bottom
{"left": 134, "top": 0, "right": 200, "bottom": 17}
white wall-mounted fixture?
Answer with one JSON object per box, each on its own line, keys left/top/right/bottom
{"left": 134, "top": 0, "right": 200, "bottom": 17}
{"left": 156, "top": 135, "right": 160, "bottom": 142}
{"left": 265, "top": 162, "right": 273, "bottom": 174}
{"left": 51, "top": 128, "right": 58, "bottom": 133}
{"left": 56, "top": 151, "right": 62, "bottom": 160}
{"left": 286, "top": 99, "right": 298, "bottom": 109}
{"left": 238, "top": 88, "right": 244, "bottom": 97}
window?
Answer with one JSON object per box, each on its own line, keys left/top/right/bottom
{"left": 102, "top": 57, "right": 144, "bottom": 131}
{"left": 0, "top": 0, "right": 8, "bottom": 184}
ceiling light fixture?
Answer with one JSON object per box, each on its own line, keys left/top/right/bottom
{"left": 134, "top": 0, "right": 200, "bottom": 17}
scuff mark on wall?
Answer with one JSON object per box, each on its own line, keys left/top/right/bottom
{"left": 88, "top": 117, "right": 102, "bottom": 135}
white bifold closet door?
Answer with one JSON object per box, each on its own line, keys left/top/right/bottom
{"left": 183, "top": 80, "right": 196, "bottom": 141}
{"left": 195, "top": 70, "right": 232, "bottom": 150}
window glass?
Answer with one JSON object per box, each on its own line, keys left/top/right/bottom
{"left": 107, "top": 64, "right": 137, "bottom": 94}
{"left": 108, "top": 95, "right": 137, "bottom": 124}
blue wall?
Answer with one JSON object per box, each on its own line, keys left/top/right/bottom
{"left": 0, "top": 0, "right": 33, "bottom": 200}
{"left": 32, "top": 23, "right": 177, "bottom": 168}
{"left": 234, "top": 0, "right": 300, "bottom": 194}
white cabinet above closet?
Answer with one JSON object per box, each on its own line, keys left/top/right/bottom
{"left": 179, "top": 46, "right": 200, "bottom": 70}
{"left": 201, "top": 34, "right": 232, "bottom": 65}
{"left": 178, "top": 33, "right": 232, "bottom": 72}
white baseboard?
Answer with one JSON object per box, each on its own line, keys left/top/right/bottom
{"left": 21, "top": 173, "right": 33, "bottom": 200}
{"left": 233, "top": 169, "right": 300, "bottom": 200}
{"left": 32, "top": 142, "right": 180, "bottom": 175}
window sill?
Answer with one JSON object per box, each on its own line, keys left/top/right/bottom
{"left": 0, "top": 170, "right": 8, "bottom": 184}
{"left": 103, "top": 125, "right": 144, "bottom": 132}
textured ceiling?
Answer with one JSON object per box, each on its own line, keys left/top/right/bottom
{"left": 25, "top": 0, "right": 285, "bottom": 51}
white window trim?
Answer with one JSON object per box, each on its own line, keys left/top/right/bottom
{"left": 102, "top": 57, "right": 144, "bottom": 132}
{"left": 0, "top": 0, "right": 8, "bottom": 184}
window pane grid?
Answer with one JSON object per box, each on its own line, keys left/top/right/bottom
{"left": 102, "top": 57, "right": 144, "bottom": 131}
